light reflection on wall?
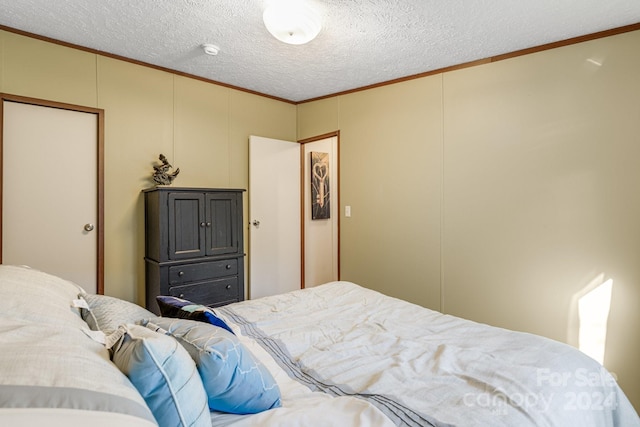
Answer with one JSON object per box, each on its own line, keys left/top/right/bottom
{"left": 578, "top": 278, "right": 613, "bottom": 365}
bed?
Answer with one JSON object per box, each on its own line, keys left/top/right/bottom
{"left": 0, "top": 265, "right": 638, "bottom": 427}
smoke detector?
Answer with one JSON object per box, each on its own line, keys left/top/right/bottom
{"left": 202, "top": 44, "right": 220, "bottom": 56}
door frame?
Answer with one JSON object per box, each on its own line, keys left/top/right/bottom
{"left": 298, "top": 130, "right": 341, "bottom": 288}
{"left": 0, "top": 93, "right": 105, "bottom": 293}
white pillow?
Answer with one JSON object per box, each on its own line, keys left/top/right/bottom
{"left": 0, "top": 265, "right": 87, "bottom": 329}
{"left": 80, "top": 294, "right": 155, "bottom": 334}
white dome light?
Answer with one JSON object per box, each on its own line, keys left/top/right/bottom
{"left": 263, "top": 1, "right": 321, "bottom": 45}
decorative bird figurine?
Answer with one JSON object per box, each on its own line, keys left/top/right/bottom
{"left": 152, "top": 154, "right": 180, "bottom": 185}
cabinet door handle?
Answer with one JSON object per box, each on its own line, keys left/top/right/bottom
{"left": 226, "top": 284, "right": 231, "bottom": 290}
{"left": 200, "top": 222, "right": 206, "bottom": 227}
{"left": 179, "top": 293, "right": 185, "bottom": 298}
{"left": 178, "top": 271, "right": 185, "bottom": 277}
{"left": 206, "top": 222, "right": 212, "bottom": 227}
{"left": 225, "top": 264, "right": 231, "bottom": 270}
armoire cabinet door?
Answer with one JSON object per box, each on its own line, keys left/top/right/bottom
{"left": 168, "top": 192, "right": 206, "bottom": 260}
{"left": 205, "top": 192, "right": 240, "bottom": 256}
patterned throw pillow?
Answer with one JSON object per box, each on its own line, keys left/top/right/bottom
{"left": 156, "top": 295, "right": 235, "bottom": 334}
{"left": 110, "top": 324, "right": 211, "bottom": 427}
{"left": 145, "top": 318, "right": 281, "bottom": 415}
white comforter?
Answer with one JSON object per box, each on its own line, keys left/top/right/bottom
{"left": 216, "top": 281, "right": 639, "bottom": 427}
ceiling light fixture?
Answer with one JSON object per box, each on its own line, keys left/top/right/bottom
{"left": 263, "top": 0, "right": 321, "bottom": 45}
{"left": 202, "top": 44, "right": 220, "bottom": 55}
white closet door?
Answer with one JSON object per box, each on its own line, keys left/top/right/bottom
{"left": 248, "top": 135, "right": 300, "bottom": 299}
{"left": 2, "top": 101, "right": 97, "bottom": 292}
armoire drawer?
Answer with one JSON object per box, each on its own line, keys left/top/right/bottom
{"left": 168, "top": 277, "right": 239, "bottom": 307}
{"left": 169, "top": 259, "right": 238, "bottom": 285}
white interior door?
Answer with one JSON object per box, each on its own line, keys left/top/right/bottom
{"left": 2, "top": 100, "right": 98, "bottom": 292}
{"left": 249, "top": 135, "right": 300, "bottom": 299}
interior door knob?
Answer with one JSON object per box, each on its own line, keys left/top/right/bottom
{"left": 84, "top": 223, "right": 95, "bottom": 232}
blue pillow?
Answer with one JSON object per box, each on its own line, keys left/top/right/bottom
{"left": 145, "top": 318, "right": 281, "bottom": 415}
{"left": 156, "top": 295, "right": 235, "bottom": 334}
{"left": 110, "top": 324, "right": 211, "bottom": 427}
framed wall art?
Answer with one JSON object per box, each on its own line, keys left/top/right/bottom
{"left": 310, "top": 151, "right": 330, "bottom": 220}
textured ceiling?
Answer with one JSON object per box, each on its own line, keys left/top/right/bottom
{"left": 1, "top": 0, "right": 639, "bottom": 102}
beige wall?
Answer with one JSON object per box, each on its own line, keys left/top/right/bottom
{"left": 0, "top": 30, "right": 296, "bottom": 304}
{"left": 301, "top": 78, "right": 444, "bottom": 310}
{"left": 2, "top": 25, "right": 639, "bottom": 410}
{"left": 297, "top": 30, "right": 640, "bottom": 409}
